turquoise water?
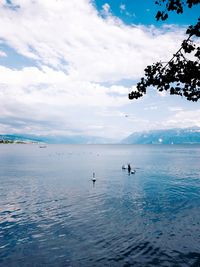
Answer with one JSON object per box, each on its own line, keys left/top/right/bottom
{"left": 0, "top": 144, "right": 200, "bottom": 266}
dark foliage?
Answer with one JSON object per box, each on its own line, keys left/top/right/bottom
{"left": 129, "top": 0, "right": 200, "bottom": 101}
{"left": 155, "top": 0, "right": 200, "bottom": 20}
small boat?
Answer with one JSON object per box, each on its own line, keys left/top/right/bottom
{"left": 39, "top": 145, "right": 47, "bottom": 148}
{"left": 131, "top": 170, "right": 136, "bottom": 174}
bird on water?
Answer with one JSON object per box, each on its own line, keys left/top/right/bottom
{"left": 92, "top": 172, "right": 96, "bottom": 182}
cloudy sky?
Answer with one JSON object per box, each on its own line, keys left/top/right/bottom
{"left": 0, "top": 0, "right": 199, "bottom": 140}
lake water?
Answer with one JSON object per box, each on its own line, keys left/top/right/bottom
{"left": 0, "top": 144, "right": 200, "bottom": 266}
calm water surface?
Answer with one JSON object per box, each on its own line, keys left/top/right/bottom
{"left": 0, "top": 144, "right": 200, "bottom": 266}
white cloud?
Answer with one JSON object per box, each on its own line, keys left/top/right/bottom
{"left": 0, "top": 66, "right": 130, "bottom": 110}
{"left": 0, "top": 0, "right": 194, "bottom": 138}
{"left": 0, "top": 50, "right": 7, "bottom": 57}
{"left": 0, "top": 0, "right": 185, "bottom": 83}
{"left": 119, "top": 4, "right": 135, "bottom": 17}
{"left": 157, "top": 90, "right": 167, "bottom": 97}
{"left": 144, "top": 105, "right": 158, "bottom": 110}
{"left": 120, "top": 4, "right": 126, "bottom": 11}
{"left": 168, "top": 106, "right": 183, "bottom": 112}
{"left": 102, "top": 3, "right": 110, "bottom": 15}
{"left": 0, "top": 65, "right": 132, "bottom": 137}
{"left": 165, "top": 109, "right": 200, "bottom": 128}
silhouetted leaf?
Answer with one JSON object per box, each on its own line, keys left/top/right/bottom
{"left": 129, "top": 1, "right": 200, "bottom": 102}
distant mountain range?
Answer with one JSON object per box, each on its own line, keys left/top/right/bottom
{"left": 1, "top": 127, "right": 200, "bottom": 144}
{"left": 0, "top": 134, "right": 115, "bottom": 144}
{"left": 121, "top": 127, "right": 200, "bottom": 144}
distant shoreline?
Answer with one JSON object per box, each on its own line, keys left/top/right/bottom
{"left": 1, "top": 142, "right": 200, "bottom": 145}
{"left": 0, "top": 140, "right": 39, "bottom": 144}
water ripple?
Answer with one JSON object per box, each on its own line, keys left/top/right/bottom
{"left": 1, "top": 144, "right": 200, "bottom": 266}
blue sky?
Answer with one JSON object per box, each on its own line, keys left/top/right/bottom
{"left": 0, "top": 0, "right": 199, "bottom": 140}
{"left": 94, "top": 0, "right": 199, "bottom": 25}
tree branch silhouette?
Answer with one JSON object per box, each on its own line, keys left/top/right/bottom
{"left": 129, "top": 0, "right": 200, "bottom": 101}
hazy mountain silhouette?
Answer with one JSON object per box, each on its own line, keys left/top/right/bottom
{"left": 1, "top": 127, "right": 200, "bottom": 144}
{"left": 122, "top": 127, "right": 200, "bottom": 144}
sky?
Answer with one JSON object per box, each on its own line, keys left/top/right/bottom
{"left": 0, "top": 0, "right": 199, "bottom": 140}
